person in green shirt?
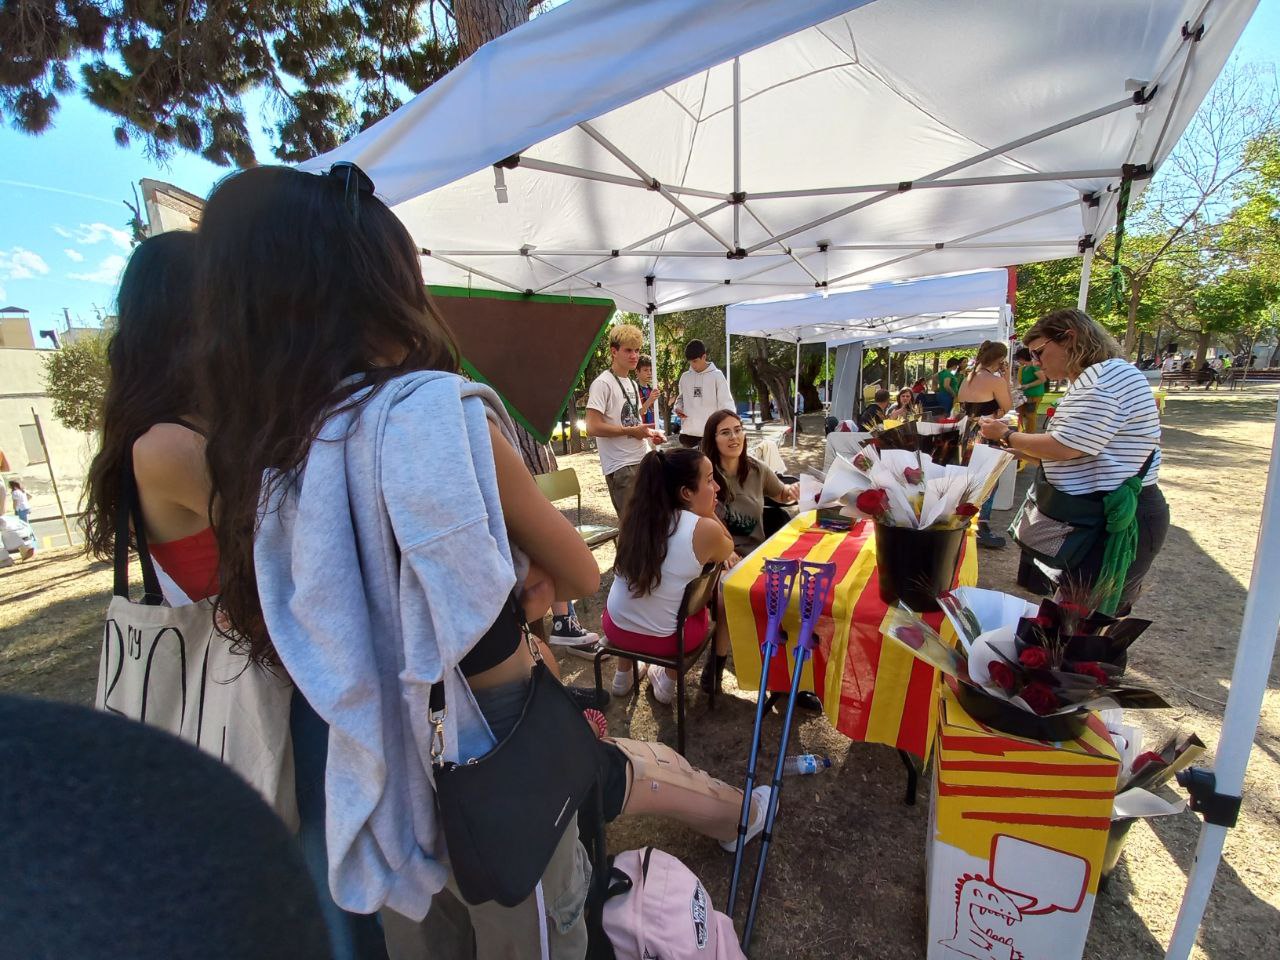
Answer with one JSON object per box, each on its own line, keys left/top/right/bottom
{"left": 1014, "top": 346, "right": 1048, "bottom": 433}
{"left": 935, "top": 356, "right": 964, "bottom": 413}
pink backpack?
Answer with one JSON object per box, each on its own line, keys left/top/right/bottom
{"left": 602, "top": 848, "right": 746, "bottom": 960}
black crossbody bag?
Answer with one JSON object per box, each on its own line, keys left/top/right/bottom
{"left": 428, "top": 598, "right": 603, "bottom": 908}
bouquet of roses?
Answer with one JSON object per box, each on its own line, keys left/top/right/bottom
{"left": 875, "top": 418, "right": 968, "bottom": 466}
{"left": 884, "top": 586, "right": 1169, "bottom": 720}
{"left": 817, "top": 442, "right": 1012, "bottom": 531}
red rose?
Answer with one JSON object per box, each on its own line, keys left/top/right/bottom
{"left": 1131, "top": 751, "right": 1165, "bottom": 774}
{"left": 855, "top": 487, "right": 891, "bottom": 518}
{"left": 987, "top": 661, "right": 1017, "bottom": 694}
{"left": 904, "top": 467, "right": 924, "bottom": 485}
{"left": 1020, "top": 682, "right": 1060, "bottom": 715}
{"left": 853, "top": 453, "right": 873, "bottom": 471}
{"left": 1018, "top": 647, "right": 1050, "bottom": 670}
{"left": 896, "top": 625, "right": 926, "bottom": 650}
{"left": 1069, "top": 661, "right": 1109, "bottom": 685}
{"left": 955, "top": 502, "right": 980, "bottom": 517}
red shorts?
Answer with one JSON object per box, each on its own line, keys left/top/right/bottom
{"left": 601, "top": 607, "right": 710, "bottom": 659}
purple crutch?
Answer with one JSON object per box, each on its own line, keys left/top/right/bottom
{"left": 726, "top": 557, "right": 798, "bottom": 920}
{"left": 742, "top": 560, "right": 836, "bottom": 951}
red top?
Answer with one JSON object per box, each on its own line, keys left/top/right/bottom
{"left": 149, "top": 526, "right": 220, "bottom": 602}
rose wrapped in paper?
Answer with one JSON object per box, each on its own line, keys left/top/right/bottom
{"left": 883, "top": 587, "right": 1169, "bottom": 727}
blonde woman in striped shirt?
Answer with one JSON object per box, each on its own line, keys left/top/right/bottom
{"left": 980, "top": 309, "right": 1168, "bottom": 614}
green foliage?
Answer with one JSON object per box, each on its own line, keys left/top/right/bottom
{"left": 1, "top": 1, "right": 463, "bottom": 166}
{"left": 41, "top": 332, "right": 110, "bottom": 434}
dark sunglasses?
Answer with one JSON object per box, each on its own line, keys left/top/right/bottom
{"left": 327, "top": 162, "right": 376, "bottom": 224}
{"left": 1029, "top": 334, "right": 1064, "bottom": 361}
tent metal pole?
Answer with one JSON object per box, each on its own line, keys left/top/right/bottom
{"left": 827, "top": 198, "right": 1079, "bottom": 287}
{"left": 748, "top": 167, "right": 1124, "bottom": 201}
{"left": 1165, "top": 391, "right": 1280, "bottom": 960}
{"left": 792, "top": 339, "right": 801, "bottom": 451}
{"left": 423, "top": 251, "right": 527, "bottom": 293}
{"left": 647, "top": 309, "right": 662, "bottom": 433}
{"left": 742, "top": 201, "right": 822, "bottom": 283}
{"left": 1077, "top": 247, "right": 1095, "bottom": 310}
{"left": 509, "top": 155, "right": 726, "bottom": 200}
{"left": 744, "top": 94, "right": 1137, "bottom": 254}
{"left": 578, "top": 121, "right": 736, "bottom": 252}
{"left": 440, "top": 239, "right": 1077, "bottom": 258}
{"left": 733, "top": 56, "right": 742, "bottom": 249}
{"left": 725, "top": 329, "right": 732, "bottom": 400}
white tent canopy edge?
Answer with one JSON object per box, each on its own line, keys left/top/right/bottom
{"left": 302, "top": 0, "right": 1259, "bottom": 315}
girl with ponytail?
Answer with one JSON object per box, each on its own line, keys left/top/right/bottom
{"left": 607, "top": 447, "right": 734, "bottom": 702}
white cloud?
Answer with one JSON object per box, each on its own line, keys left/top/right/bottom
{"left": 0, "top": 247, "right": 51, "bottom": 281}
{"left": 64, "top": 248, "right": 85, "bottom": 262}
{"left": 53, "top": 222, "right": 133, "bottom": 251}
{"left": 68, "top": 253, "right": 128, "bottom": 285}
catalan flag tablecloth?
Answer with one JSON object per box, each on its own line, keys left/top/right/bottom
{"left": 723, "top": 511, "right": 977, "bottom": 761}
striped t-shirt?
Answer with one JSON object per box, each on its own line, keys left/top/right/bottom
{"left": 1044, "top": 358, "right": 1161, "bottom": 494}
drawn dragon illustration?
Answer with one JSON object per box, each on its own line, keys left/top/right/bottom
{"left": 939, "top": 874, "right": 1025, "bottom": 960}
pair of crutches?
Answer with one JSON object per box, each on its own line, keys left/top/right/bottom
{"left": 726, "top": 557, "right": 836, "bottom": 951}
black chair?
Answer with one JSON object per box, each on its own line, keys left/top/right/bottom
{"left": 593, "top": 563, "right": 722, "bottom": 755}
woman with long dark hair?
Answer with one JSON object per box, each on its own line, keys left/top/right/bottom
{"left": 83, "top": 232, "right": 209, "bottom": 596}
{"left": 698, "top": 409, "right": 798, "bottom": 692}
{"left": 188, "top": 164, "right": 783, "bottom": 958}
{"left": 605, "top": 447, "right": 734, "bottom": 701}
{"left": 83, "top": 231, "right": 388, "bottom": 960}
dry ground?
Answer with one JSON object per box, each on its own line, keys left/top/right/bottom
{"left": 2, "top": 389, "right": 1277, "bottom": 958}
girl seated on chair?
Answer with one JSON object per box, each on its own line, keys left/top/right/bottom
{"left": 604, "top": 447, "right": 734, "bottom": 704}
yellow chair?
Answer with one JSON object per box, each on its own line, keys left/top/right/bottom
{"left": 534, "top": 468, "right": 619, "bottom": 551}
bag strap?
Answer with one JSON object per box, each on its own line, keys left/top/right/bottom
{"left": 1136, "top": 449, "right": 1157, "bottom": 481}
{"left": 428, "top": 590, "right": 534, "bottom": 762}
{"left": 113, "top": 439, "right": 164, "bottom": 604}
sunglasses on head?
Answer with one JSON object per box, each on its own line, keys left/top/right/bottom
{"left": 326, "top": 162, "right": 376, "bottom": 223}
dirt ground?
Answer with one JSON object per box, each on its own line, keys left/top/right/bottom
{"left": 2, "top": 389, "right": 1277, "bottom": 958}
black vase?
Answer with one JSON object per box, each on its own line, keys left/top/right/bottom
{"left": 874, "top": 520, "right": 968, "bottom": 612}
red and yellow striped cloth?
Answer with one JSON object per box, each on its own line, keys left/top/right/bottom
{"left": 724, "top": 511, "right": 977, "bottom": 760}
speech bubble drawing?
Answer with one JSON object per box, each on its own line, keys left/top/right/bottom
{"left": 990, "top": 835, "right": 1089, "bottom": 915}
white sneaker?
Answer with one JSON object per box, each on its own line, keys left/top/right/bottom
{"left": 720, "top": 785, "right": 773, "bottom": 852}
{"left": 610, "top": 662, "right": 648, "bottom": 696}
{"left": 649, "top": 667, "right": 676, "bottom": 705}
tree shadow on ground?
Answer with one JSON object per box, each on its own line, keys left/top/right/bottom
{"left": 0, "top": 591, "right": 104, "bottom": 706}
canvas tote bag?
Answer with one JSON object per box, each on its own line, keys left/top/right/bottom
{"left": 95, "top": 455, "right": 297, "bottom": 829}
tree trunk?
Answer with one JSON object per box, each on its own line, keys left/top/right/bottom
{"left": 1195, "top": 330, "right": 1211, "bottom": 366}
{"left": 567, "top": 394, "right": 584, "bottom": 453}
{"left": 1122, "top": 273, "right": 1144, "bottom": 358}
{"left": 744, "top": 338, "right": 794, "bottom": 424}
{"left": 455, "top": 0, "right": 531, "bottom": 58}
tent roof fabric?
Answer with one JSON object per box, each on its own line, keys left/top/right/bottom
{"left": 303, "top": 0, "right": 1257, "bottom": 315}
{"left": 727, "top": 268, "right": 1009, "bottom": 343}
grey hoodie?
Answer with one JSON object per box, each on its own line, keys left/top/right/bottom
{"left": 676, "top": 361, "right": 735, "bottom": 437}
{"left": 255, "top": 371, "right": 526, "bottom": 920}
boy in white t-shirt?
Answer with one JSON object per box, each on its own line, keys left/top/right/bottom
{"left": 586, "top": 324, "right": 666, "bottom": 517}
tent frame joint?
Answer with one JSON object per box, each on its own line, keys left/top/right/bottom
{"left": 726, "top": 247, "right": 748, "bottom": 260}
{"left": 1177, "top": 768, "right": 1241, "bottom": 828}
{"left": 1181, "top": 20, "right": 1206, "bottom": 42}
{"left": 1078, "top": 234, "right": 1095, "bottom": 253}
{"left": 1122, "top": 162, "right": 1154, "bottom": 182}
{"left": 897, "top": 180, "right": 913, "bottom": 192}
{"left": 495, "top": 154, "right": 521, "bottom": 170}
{"left": 730, "top": 191, "right": 747, "bottom": 204}
{"left": 1132, "top": 83, "right": 1160, "bottom": 105}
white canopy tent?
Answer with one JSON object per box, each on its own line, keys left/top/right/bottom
{"left": 302, "top": 1, "right": 1272, "bottom": 955}
{"left": 725, "top": 269, "right": 1013, "bottom": 436}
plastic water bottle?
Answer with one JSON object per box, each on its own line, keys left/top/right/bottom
{"left": 781, "top": 754, "right": 832, "bottom": 776}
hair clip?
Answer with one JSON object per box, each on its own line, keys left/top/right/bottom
{"left": 327, "top": 162, "right": 376, "bottom": 224}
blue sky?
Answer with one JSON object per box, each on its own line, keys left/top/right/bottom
{"left": 1, "top": 2, "right": 1277, "bottom": 341}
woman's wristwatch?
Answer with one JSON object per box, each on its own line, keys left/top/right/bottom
{"left": 1000, "top": 423, "right": 1018, "bottom": 448}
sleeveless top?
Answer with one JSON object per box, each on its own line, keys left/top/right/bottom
{"left": 607, "top": 510, "right": 703, "bottom": 637}
{"left": 150, "top": 527, "right": 220, "bottom": 604}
